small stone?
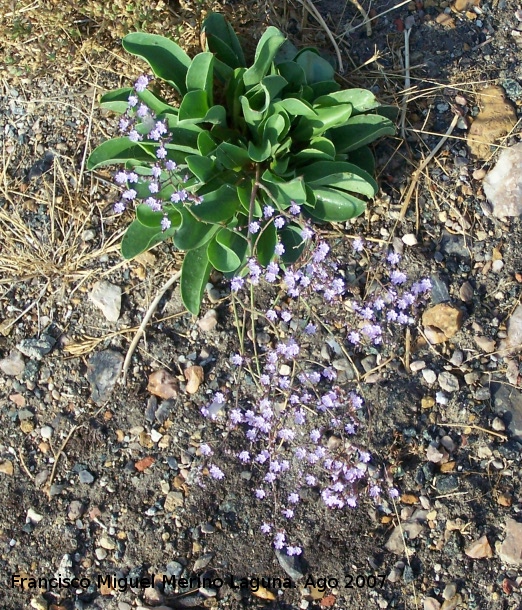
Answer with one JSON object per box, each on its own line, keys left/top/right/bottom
{"left": 67, "top": 501, "right": 85, "bottom": 520}
{"left": 499, "top": 518, "right": 522, "bottom": 565}
{"left": 474, "top": 336, "right": 496, "bottom": 352}
{"left": 410, "top": 360, "right": 426, "bottom": 372}
{"left": 201, "top": 523, "right": 215, "bottom": 534}
{"left": 440, "top": 435, "right": 456, "bottom": 452}
{"left": 86, "top": 350, "right": 124, "bottom": 405}
{"left": 18, "top": 335, "right": 56, "bottom": 360}
{"left": 492, "top": 259, "right": 504, "bottom": 272}
{"left": 40, "top": 426, "right": 53, "bottom": 439}
{"left": 424, "top": 597, "right": 441, "bottom": 610}
{"left": 465, "top": 535, "right": 493, "bottom": 559}
{"left": 135, "top": 456, "right": 155, "bottom": 472}
{"left": 184, "top": 365, "right": 204, "bottom": 394}
{"left": 147, "top": 369, "right": 178, "bottom": 399}
{"left": 459, "top": 281, "right": 474, "bottom": 303}
{"left": 0, "top": 349, "right": 26, "bottom": 376}
{"left": 0, "top": 461, "right": 14, "bottom": 475}
{"left": 95, "top": 548, "right": 108, "bottom": 560}
{"left": 442, "top": 582, "right": 457, "bottom": 600}
{"left": 205, "top": 283, "right": 221, "bottom": 303}
{"left": 99, "top": 533, "right": 116, "bottom": 550}
{"left": 491, "top": 417, "right": 506, "bottom": 431}
{"left": 402, "top": 233, "right": 418, "bottom": 246}
{"left": 385, "top": 519, "right": 425, "bottom": 554}
{"left": 387, "top": 567, "right": 402, "bottom": 583}
{"left": 422, "top": 369, "right": 437, "bottom": 384}
{"left": 20, "top": 420, "right": 35, "bottom": 433}
{"left": 275, "top": 549, "right": 305, "bottom": 580}
{"left": 441, "top": 595, "right": 462, "bottom": 610}
{"left": 422, "top": 304, "right": 463, "bottom": 342}
{"left": 427, "top": 443, "right": 445, "bottom": 463}
{"left": 30, "top": 596, "right": 48, "bottom": 610}
{"left": 507, "top": 304, "right": 522, "bottom": 351}
{"left": 89, "top": 280, "right": 122, "bottom": 322}
{"left": 438, "top": 372, "right": 459, "bottom": 392}
{"left": 193, "top": 552, "right": 214, "bottom": 571}
{"left": 498, "top": 492, "right": 513, "bottom": 507}
{"left": 198, "top": 309, "right": 218, "bottom": 332}
{"left": 421, "top": 396, "right": 435, "bottom": 409}
{"left": 279, "top": 364, "right": 291, "bottom": 376}
{"left": 164, "top": 491, "right": 184, "bottom": 512}
{"left": 26, "top": 508, "right": 44, "bottom": 524}
{"left": 435, "top": 475, "right": 459, "bottom": 494}
{"left": 449, "top": 350, "right": 464, "bottom": 366}
{"left": 79, "top": 470, "right": 94, "bottom": 484}
{"left": 483, "top": 142, "right": 522, "bottom": 216}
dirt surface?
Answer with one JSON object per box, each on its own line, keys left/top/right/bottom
{"left": 2, "top": 1, "right": 522, "bottom": 609}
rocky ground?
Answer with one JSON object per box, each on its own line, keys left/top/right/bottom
{"left": 2, "top": 1, "right": 522, "bottom": 609}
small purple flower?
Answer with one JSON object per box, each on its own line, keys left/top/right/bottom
{"left": 287, "top": 546, "right": 302, "bottom": 556}
{"left": 255, "top": 489, "right": 266, "bottom": 500}
{"left": 310, "top": 429, "right": 321, "bottom": 443}
{"left": 369, "top": 485, "right": 381, "bottom": 498}
{"left": 113, "top": 201, "right": 126, "bottom": 213}
{"left": 230, "top": 276, "right": 244, "bottom": 292}
{"left": 278, "top": 428, "right": 295, "bottom": 441}
{"left": 352, "top": 237, "right": 364, "bottom": 252}
{"left": 359, "top": 450, "right": 371, "bottom": 463}
{"left": 388, "top": 487, "right": 400, "bottom": 499}
{"left": 127, "top": 94, "right": 139, "bottom": 107}
{"left": 282, "top": 508, "right": 294, "bottom": 519}
{"left": 349, "top": 392, "right": 363, "bottom": 409}
{"left": 209, "top": 465, "right": 224, "bottom": 480}
{"left": 134, "top": 75, "right": 150, "bottom": 92}
{"left": 200, "top": 443, "right": 213, "bottom": 456}
{"left": 238, "top": 451, "right": 250, "bottom": 463}
{"left": 274, "top": 532, "right": 286, "bottom": 550}
{"left": 264, "top": 472, "right": 276, "bottom": 483}
{"left": 348, "top": 331, "right": 360, "bottom": 344}
{"left": 387, "top": 251, "right": 401, "bottom": 265}
{"left": 129, "top": 130, "right": 141, "bottom": 142}
{"left": 274, "top": 217, "right": 285, "bottom": 229}
{"left": 149, "top": 182, "right": 159, "bottom": 194}
{"left": 136, "top": 103, "right": 149, "bottom": 118}
{"left": 127, "top": 172, "right": 139, "bottom": 183}
{"left": 122, "top": 188, "right": 137, "bottom": 200}
{"left": 145, "top": 197, "right": 161, "bottom": 211}
{"left": 161, "top": 216, "right": 171, "bottom": 231}
{"left": 165, "top": 160, "right": 177, "bottom": 171}
{"left": 288, "top": 493, "right": 300, "bottom": 504}
{"left": 301, "top": 227, "right": 314, "bottom": 240}
{"left": 390, "top": 270, "right": 407, "bottom": 285}
{"left": 263, "top": 205, "right": 275, "bottom": 218}
{"left": 119, "top": 117, "right": 130, "bottom": 131}
{"left": 249, "top": 221, "right": 260, "bottom": 234}
{"left": 289, "top": 202, "right": 301, "bottom": 215}
{"left": 156, "top": 146, "right": 167, "bottom": 159}
{"left": 265, "top": 309, "right": 278, "bottom": 322}
{"left": 231, "top": 353, "right": 243, "bottom": 366}
{"left": 260, "top": 523, "right": 271, "bottom": 534}
{"left": 281, "top": 311, "right": 292, "bottom": 322}
{"left": 304, "top": 322, "right": 317, "bottom": 335}
{"left": 274, "top": 242, "right": 285, "bottom": 256}
{"left": 229, "top": 409, "right": 243, "bottom": 425}
{"left": 305, "top": 474, "right": 316, "bottom": 486}
{"left": 260, "top": 374, "right": 270, "bottom": 385}
{"left": 115, "top": 171, "right": 128, "bottom": 184}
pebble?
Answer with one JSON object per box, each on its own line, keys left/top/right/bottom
{"left": 67, "top": 501, "right": 85, "bottom": 520}
{"left": 492, "top": 382, "right": 522, "bottom": 441}
{"left": 474, "top": 336, "right": 496, "bottom": 352}
{"left": 18, "top": 335, "right": 56, "bottom": 360}
{"left": 164, "top": 491, "right": 184, "bottom": 512}
{"left": 499, "top": 518, "right": 522, "bottom": 565}
{"left": 201, "top": 523, "right": 215, "bottom": 534}
{"left": 422, "top": 304, "right": 463, "bottom": 343}
{"left": 0, "top": 461, "right": 14, "bottom": 475}
{"left": 385, "top": 519, "right": 425, "bottom": 554}
{"left": 26, "top": 508, "right": 44, "bottom": 524}
{"left": 435, "top": 475, "right": 458, "bottom": 493}
{"left": 147, "top": 369, "right": 178, "bottom": 399}
{"left": 0, "top": 349, "right": 26, "bottom": 376}
{"left": 459, "top": 281, "right": 474, "bottom": 303}
{"left": 150, "top": 429, "right": 163, "bottom": 443}
{"left": 402, "top": 233, "right": 418, "bottom": 246}
{"left": 483, "top": 142, "right": 522, "bottom": 217}
{"left": 184, "top": 365, "right": 204, "bottom": 394}
{"left": 438, "top": 372, "right": 459, "bottom": 392}
{"left": 427, "top": 443, "right": 445, "bottom": 463}
{"left": 507, "top": 304, "right": 522, "bottom": 350}
{"left": 449, "top": 350, "right": 464, "bottom": 366}
{"left": 30, "top": 597, "right": 48, "bottom": 610}
{"left": 491, "top": 417, "right": 506, "bottom": 431}
{"left": 89, "top": 280, "right": 122, "bottom": 322}
{"left": 410, "top": 360, "right": 426, "bottom": 372}
{"left": 40, "top": 425, "right": 53, "bottom": 439}
{"left": 193, "top": 552, "right": 214, "bottom": 571}
{"left": 95, "top": 548, "right": 108, "bottom": 560}
{"left": 442, "top": 582, "right": 457, "bottom": 600}
{"left": 197, "top": 309, "right": 218, "bottom": 332}
{"left": 86, "top": 350, "right": 124, "bottom": 405}
{"left": 424, "top": 597, "right": 441, "bottom": 610}
{"left": 441, "top": 595, "right": 462, "bottom": 610}
{"left": 79, "top": 470, "right": 94, "bottom": 484}
{"left": 205, "top": 283, "right": 221, "bottom": 303}
{"left": 275, "top": 549, "right": 304, "bottom": 580}
{"left": 422, "top": 369, "right": 437, "bottom": 384}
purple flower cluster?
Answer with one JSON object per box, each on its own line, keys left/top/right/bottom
{"left": 112, "top": 75, "right": 204, "bottom": 230}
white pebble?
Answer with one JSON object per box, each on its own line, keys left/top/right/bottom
{"left": 40, "top": 425, "right": 53, "bottom": 439}
{"left": 402, "top": 233, "right": 418, "bottom": 246}
{"left": 422, "top": 368, "right": 437, "bottom": 384}
{"left": 410, "top": 360, "right": 426, "bottom": 372}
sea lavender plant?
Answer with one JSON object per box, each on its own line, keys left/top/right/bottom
{"left": 195, "top": 238, "right": 431, "bottom": 555}
{"left": 87, "top": 13, "right": 396, "bottom": 314}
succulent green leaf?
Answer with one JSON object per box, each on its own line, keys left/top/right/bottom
{"left": 292, "top": 136, "right": 336, "bottom": 165}
{"left": 165, "top": 125, "right": 202, "bottom": 154}
{"left": 237, "top": 182, "right": 262, "bottom": 217}
{"left": 276, "top": 61, "right": 306, "bottom": 89}
{"left": 197, "top": 131, "right": 218, "bottom": 156}
{"left": 186, "top": 155, "right": 218, "bottom": 182}
{"left": 173, "top": 208, "right": 219, "bottom": 250}
{"left": 186, "top": 52, "right": 215, "bottom": 103}
{"left": 179, "top": 90, "right": 209, "bottom": 122}
{"left": 273, "top": 98, "right": 317, "bottom": 118}
{"left": 279, "top": 224, "right": 306, "bottom": 264}
{"left": 261, "top": 170, "right": 307, "bottom": 206}
{"left": 99, "top": 88, "right": 134, "bottom": 113}
{"left": 330, "top": 114, "right": 396, "bottom": 152}
{"left": 87, "top": 138, "right": 156, "bottom": 170}
{"left": 121, "top": 219, "right": 177, "bottom": 259}
{"left": 202, "top": 12, "right": 246, "bottom": 67}
{"left": 292, "top": 103, "right": 353, "bottom": 141}
{"left": 248, "top": 138, "right": 272, "bottom": 163}
{"left": 243, "top": 27, "right": 286, "bottom": 88}
{"left": 306, "top": 186, "right": 366, "bottom": 221}
{"left": 309, "top": 80, "right": 341, "bottom": 98}
{"left": 315, "top": 89, "right": 381, "bottom": 114}
{"left": 347, "top": 146, "right": 375, "bottom": 174}
{"left": 136, "top": 204, "right": 182, "bottom": 229}
{"left": 207, "top": 229, "right": 246, "bottom": 272}
{"left": 122, "top": 33, "right": 191, "bottom": 95}
{"left": 192, "top": 184, "right": 240, "bottom": 222}
{"left": 260, "top": 75, "right": 288, "bottom": 101}
{"left": 216, "top": 142, "right": 251, "bottom": 170}
{"left": 274, "top": 39, "right": 299, "bottom": 63}
{"left": 255, "top": 222, "right": 277, "bottom": 267}
{"left": 181, "top": 244, "right": 213, "bottom": 315}
{"left": 295, "top": 50, "right": 335, "bottom": 84}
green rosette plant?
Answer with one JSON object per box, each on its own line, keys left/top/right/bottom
{"left": 87, "top": 13, "right": 396, "bottom": 314}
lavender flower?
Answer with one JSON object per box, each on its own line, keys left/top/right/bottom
{"left": 209, "top": 465, "right": 224, "bottom": 480}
